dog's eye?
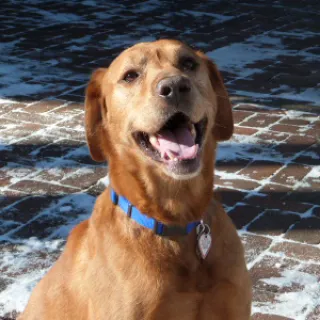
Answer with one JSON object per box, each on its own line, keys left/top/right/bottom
{"left": 180, "top": 57, "right": 198, "bottom": 71}
{"left": 123, "top": 71, "right": 139, "bottom": 83}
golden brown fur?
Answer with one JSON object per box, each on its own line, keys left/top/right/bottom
{"left": 20, "top": 39, "right": 251, "bottom": 320}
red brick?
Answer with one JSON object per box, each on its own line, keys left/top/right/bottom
{"left": 252, "top": 288, "right": 276, "bottom": 304}
{"left": 234, "top": 126, "right": 259, "bottom": 135}
{"left": 271, "top": 242, "right": 320, "bottom": 262}
{"left": 61, "top": 167, "right": 106, "bottom": 189}
{"left": 215, "top": 176, "right": 261, "bottom": 190}
{"left": 0, "top": 103, "right": 26, "bottom": 116}
{"left": 270, "top": 124, "right": 302, "bottom": 134}
{"left": 299, "top": 264, "right": 320, "bottom": 277}
{"left": 45, "top": 126, "right": 86, "bottom": 141}
{"left": 0, "top": 166, "right": 36, "bottom": 187}
{"left": 255, "top": 131, "right": 290, "bottom": 143}
{"left": 234, "top": 105, "right": 285, "bottom": 114}
{"left": 9, "top": 180, "right": 79, "bottom": 194}
{"left": 286, "top": 134, "right": 317, "bottom": 146}
{"left": 50, "top": 102, "right": 84, "bottom": 115}
{"left": 285, "top": 217, "right": 320, "bottom": 244}
{"left": 279, "top": 118, "right": 311, "bottom": 126}
{"left": 0, "top": 122, "right": 43, "bottom": 141}
{"left": 238, "top": 161, "right": 283, "bottom": 180}
{"left": 233, "top": 110, "right": 254, "bottom": 124}
{"left": 271, "top": 164, "right": 312, "bottom": 186}
{"left": 250, "top": 255, "right": 299, "bottom": 291}
{"left": 260, "top": 183, "right": 291, "bottom": 193}
{"left": 33, "top": 168, "right": 77, "bottom": 183}
{"left": 240, "top": 234, "right": 272, "bottom": 264}
{"left": 24, "top": 100, "right": 66, "bottom": 113}
{"left": 4, "top": 109, "right": 64, "bottom": 125}
{"left": 240, "top": 114, "right": 282, "bottom": 128}
{"left": 57, "top": 113, "right": 84, "bottom": 128}
{"left": 0, "top": 117, "right": 20, "bottom": 130}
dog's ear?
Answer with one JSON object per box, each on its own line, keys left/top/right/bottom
{"left": 85, "top": 68, "right": 108, "bottom": 162}
{"left": 198, "top": 53, "right": 234, "bottom": 141}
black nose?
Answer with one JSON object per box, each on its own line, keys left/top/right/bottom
{"left": 157, "top": 76, "right": 191, "bottom": 104}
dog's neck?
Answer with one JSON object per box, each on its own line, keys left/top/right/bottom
{"left": 108, "top": 145, "right": 215, "bottom": 225}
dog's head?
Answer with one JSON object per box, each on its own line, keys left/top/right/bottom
{"left": 85, "top": 39, "right": 233, "bottom": 180}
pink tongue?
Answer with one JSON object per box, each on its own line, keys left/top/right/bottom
{"left": 155, "top": 127, "right": 198, "bottom": 160}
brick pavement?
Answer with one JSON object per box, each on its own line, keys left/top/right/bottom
{"left": 0, "top": 0, "right": 319, "bottom": 319}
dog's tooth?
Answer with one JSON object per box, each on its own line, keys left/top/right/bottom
{"left": 174, "top": 157, "right": 178, "bottom": 162}
{"left": 190, "top": 124, "right": 196, "bottom": 138}
{"left": 149, "top": 135, "right": 159, "bottom": 147}
{"left": 166, "top": 150, "right": 176, "bottom": 160}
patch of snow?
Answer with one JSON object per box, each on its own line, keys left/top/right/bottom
{"left": 253, "top": 270, "right": 320, "bottom": 320}
{"left": 0, "top": 99, "right": 18, "bottom": 104}
{"left": 306, "top": 166, "right": 320, "bottom": 179}
{"left": 276, "top": 87, "right": 320, "bottom": 105}
{"left": 98, "top": 175, "right": 109, "bottom": 187}
{"left": 208, "top": 33, "right": 292, "bottom": 77}
{"left": 0, "top": 238, "right": 63, "bottom": 315}
{"left": 217, "top": 142, "right": 286, "bottom": 163}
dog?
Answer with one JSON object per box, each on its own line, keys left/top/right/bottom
{"left": 19, "top": 39, "right": 251, "bottom": 320}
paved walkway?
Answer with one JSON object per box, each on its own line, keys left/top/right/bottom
{"left": 0, "top": 1, "right": 319, "bottom": 319}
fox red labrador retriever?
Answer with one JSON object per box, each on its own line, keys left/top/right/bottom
{"left": 20, "top": 39, "right": 251, "bottom": 320}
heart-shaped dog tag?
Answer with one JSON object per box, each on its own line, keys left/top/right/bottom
{"left": 198, "top": 232, "right": 212, "bottom": 259}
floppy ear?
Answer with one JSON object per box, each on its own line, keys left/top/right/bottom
{"left": 199, "top": 53, "right": 234, "bottom": 141}
{"left": 85, "top": 68, "right": 108, "bottom": 162}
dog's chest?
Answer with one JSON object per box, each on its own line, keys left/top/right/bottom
{"left": 151, "top": 287, "right": 223, "bottom": 320}
{"left": 145, "top": 263, "right": 218, "bottom": 319}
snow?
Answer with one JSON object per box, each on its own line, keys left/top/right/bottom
{"left": 0, "top": 99, "right": 18, "bottom": 104}
{"left": 98, "top": 175, "right": 110, "bottom": 187}
{"left": 0, "top": 238, "right": 63, "bottom": 315}
{"left": 253, "top": 270, "right": 320, "bottom": 319}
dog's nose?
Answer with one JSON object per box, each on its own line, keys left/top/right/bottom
{"left": 157, "top": 76, "right": 191, "bottom": 104}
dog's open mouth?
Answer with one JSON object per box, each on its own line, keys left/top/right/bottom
{"left": 133, "top": 113, "right": 207, "bottom": 175}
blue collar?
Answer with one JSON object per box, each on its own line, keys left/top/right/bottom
{"left": 110, "top": 188, "right": 200, "bottom": 237}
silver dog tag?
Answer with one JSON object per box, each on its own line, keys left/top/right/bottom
{"left": 196, "top": 222, "right": 212, "bottom": 259}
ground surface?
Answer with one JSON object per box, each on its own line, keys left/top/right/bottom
{"left": 0, "top": 1, "right": 319, "bottom": 319}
